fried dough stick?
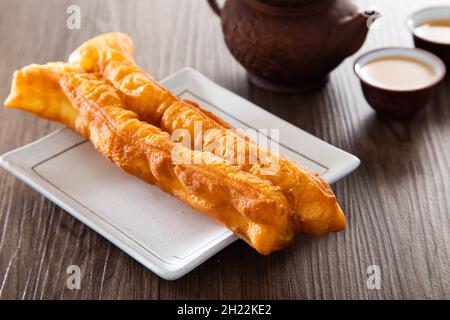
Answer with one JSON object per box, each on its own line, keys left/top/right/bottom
{"left": 4, "top": 63, "right": 294, "bottom": 255}
{"left": 69, "top": 33, "right": 346, "bottom": 236}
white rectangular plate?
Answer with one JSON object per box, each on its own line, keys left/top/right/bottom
{"left": 0, "top": 68, "right": 360, "bottom": 280}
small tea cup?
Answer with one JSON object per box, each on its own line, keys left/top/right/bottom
{"left": 354, "top": 47, "right": 446, "bottom": 118}
{"left": 406, "top": 6, "right": 450, "bottom": 69}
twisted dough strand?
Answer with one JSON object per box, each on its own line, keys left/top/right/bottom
{"left": 4, "top": 63, "right": 294, "bottom": 255}
{"left": 69, "top": 33, "right": 346, "bottom": 236}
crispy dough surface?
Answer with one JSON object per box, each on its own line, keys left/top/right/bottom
{"left": 5, "top": 63, "right": 294, "bottom": 255}
{"left": 69, "top": 33, "right": 346, "bottom": 236}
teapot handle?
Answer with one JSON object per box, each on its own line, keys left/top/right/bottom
{"left": 207, "top": 0, "right": 222, "bottom": 17}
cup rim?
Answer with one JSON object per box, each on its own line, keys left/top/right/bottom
{"left": 406, "top": 6, "right": 450, "bottom": 44}
{"left": 353, "top": 46, "right": 447, "bottom": 93}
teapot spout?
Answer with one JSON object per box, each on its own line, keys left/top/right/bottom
{"left": 340, "top": 10, "right": 381, "bottom": 58}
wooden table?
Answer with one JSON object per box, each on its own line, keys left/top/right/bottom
{"left": 0, "top": 0, "right": 448, "bottom": 300}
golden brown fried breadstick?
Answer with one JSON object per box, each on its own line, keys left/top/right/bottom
{"left": 69, "top": 33, "right": 346, "bottom": 236}
{"left": 4, "top": 63, "right": 294, "bottom": 255}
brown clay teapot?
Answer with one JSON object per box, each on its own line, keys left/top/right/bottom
{"left": 208, "top": 0, "right": 379, "bottom": 93}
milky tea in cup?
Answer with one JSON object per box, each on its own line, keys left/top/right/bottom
{"left": 414, "top": 19, "right": 450, "bottom": 45}
{"left": 359, "top": 56, "right": 437, "bottom": 91}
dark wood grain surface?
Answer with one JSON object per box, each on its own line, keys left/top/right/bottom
{"left": 0, "top": 0, "right": 449, "bottom": 300}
